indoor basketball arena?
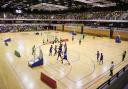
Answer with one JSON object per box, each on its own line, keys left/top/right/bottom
{"left": 0, "top": 0, "right": 128, "bottom": 89}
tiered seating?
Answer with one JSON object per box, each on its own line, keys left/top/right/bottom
{"left": 0, "top": 11, "right": 128, "bottom": 20}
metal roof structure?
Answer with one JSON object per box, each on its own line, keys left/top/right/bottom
{"left": 0, "top": 0, "right": 128, "bottom": 12}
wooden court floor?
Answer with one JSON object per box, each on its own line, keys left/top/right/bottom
{"left": 0, "top": 31, "right": 128, "bottom": 89}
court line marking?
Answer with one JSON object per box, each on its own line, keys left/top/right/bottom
{"left": 38, "top": 43, "right": 79, "bottom": 80}
{"left": 40, "top": 66, "right": 70, "bottom": 89}
{"left": 36, "top": 40, "right": 95, "bottom": 88}
{"left": 63, "top": 38, "right": 128, "bottom": 87}
{"left": 4, "top": 32, "right": 127, "bottom": 89}
{"left": 19, "top": 31, "right": 128, "bottom": 88}
{"left": 65, "top": 48, "right": 95, "bottom": 83}
{"left": 1, "top": 43, "right": 26, "bottom": 89}
{"left": 83, "top": 57, "right": 128, "bottom": 89}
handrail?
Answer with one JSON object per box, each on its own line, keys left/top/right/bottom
{"left": 97, "top": 64, "right": 128, "bottom": 89}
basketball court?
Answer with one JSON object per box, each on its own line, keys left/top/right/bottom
{"left": 0, "top": 31, "right": 128, "bottom": 89}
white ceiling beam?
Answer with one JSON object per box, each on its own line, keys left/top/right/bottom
{"left": 30, "top": 3, "right": 68, "bottom": 11}
{"left": 74, "top": 0, "right": 106, "bottom": 3}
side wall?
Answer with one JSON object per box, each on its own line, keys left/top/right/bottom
{"left": 83, "top": 27, "right": 110, "bottom": 37}
{"left": 113, "top": 30, "right": 128, "bottom": 40}
{"left": 56, "top": 25, "right": 128, "bottom": 41}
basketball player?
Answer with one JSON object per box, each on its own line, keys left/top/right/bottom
{"left": 109, "top": 61, "right": 114, "bottom": 76}
{"left": 32, "top": 45, "right": 35, "bottom": 56}
{"left": 79, "top": 39, "right": 81, "bottom": 45}
{"left": 54, "top": 36, "right": 57, "bottom": 43}
{"left": 47, "top": 38, "right": 48, "bottom": 43}
{"left": 43, "top": 39, "right": 45, "bottom": 45}
{"left": 64, "top": 42, "right": 67, "bottom": 54}
{"left": 5, "top": 42, "right": 8, "bottom": 46}
{"left": 57, "top": 43, "right": 63, "bottom": 60}
{"left": 122, "top": 51, "right": 126, "bottom": 61}
{"left": 61, "top": 51, "right": 70, "bottom": 65}
{"left": 54, "top": 45, "right": 57, "bottom": 56}
{"left": 99, "top": 53, "right": 103, "bottom": 64}
{"left": 64, "top": 42, "right": 67, "bottom": 49}
{"left": 83, "top": 34, "right": 85, "bottom": 39}
{"left": 96, "top": 51, "right": 100, "bottom": 62}
{"left": 32, "top": 45, "right": 36, "bottom": 59}
{"left": 60, "top": 37, "right": 62, "bottom": 42}
{"left": 64, "top": 42, "right": 67, "bottom": 48}
{"left": 49, "top": 45, "right": 53, "bottom": 56}
{"left": 59, "top": 42, "right": 63, "bottom": 49}
{"left": 72, "top": 35, "right": 74, "bottom": 41}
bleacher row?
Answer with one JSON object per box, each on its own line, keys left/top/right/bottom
{"left": 0, "top": 11, "right": 128, "bottom": 20}
{"left": 0, "top": 24, "right": 53, "bottom": 33}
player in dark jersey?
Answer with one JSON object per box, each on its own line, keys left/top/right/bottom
{"left": 79, "top": 39, "right": 81, "bottom": 45}
{"left": 49, "top": 45, "right": 53, "bottom": 56}
{"left": 99, "top": 53, "right": 103, "bottom": 64}
{"left": 57, "top": 43, "right": 63, "bottom": 60}
{"left": 122, "top": 51, "right": 126, "bottom": 61}
{"left": 96, "top": 51, "right": 100, "bottom": 62}
{"left": 54, "top": 45, "right": 57, "bottom": 56}
{"left": 61, "top": 51, "right": 70, "bottom": 65}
